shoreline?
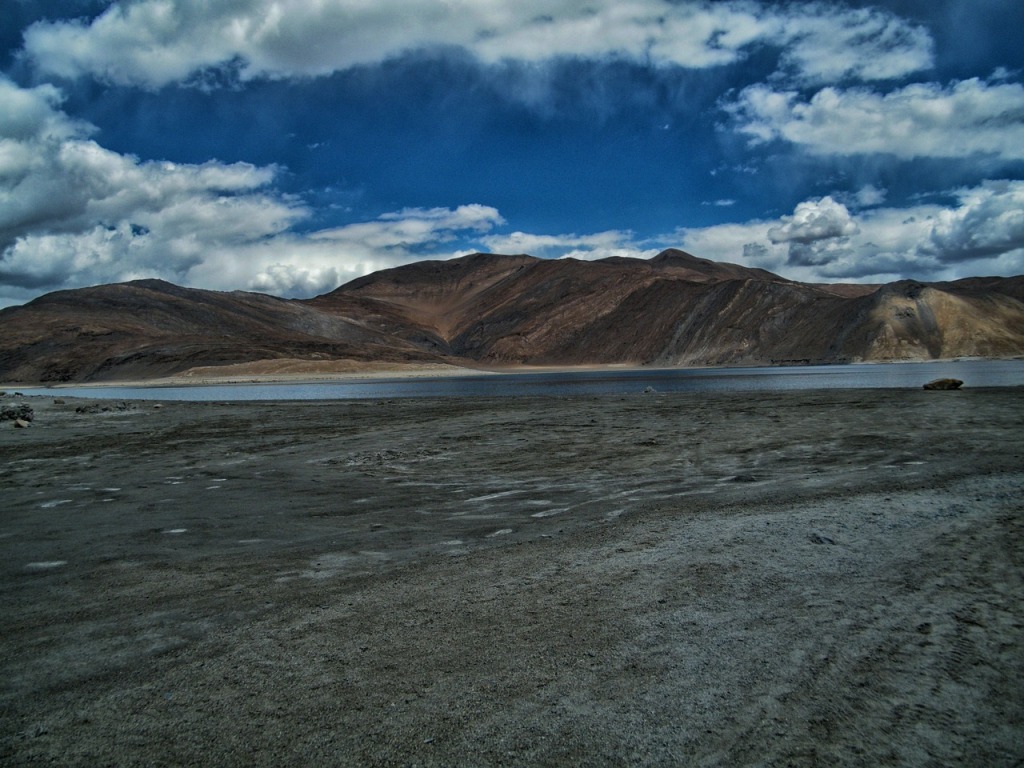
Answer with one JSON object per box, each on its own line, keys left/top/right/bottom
{"left": 2, "top": 356, "right": 1018, "bottom": 391}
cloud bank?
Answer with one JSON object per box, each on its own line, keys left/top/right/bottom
{"left": 679, "top": 181, "right": 1024, "bottom": 282}
{"left": 0, "top": 76, "right": 307, "bottom": 299}
{"left": 1, "top": 1, "right": 1021, "bottom": 308}
{"left": 0, "top": 75, "right": 511, "bottom": 305}
{"left": 22, "top": 0, "right": 932, "bottom": 89}
{"left": 731, "top": 77, "right": 1024, "bottom": 160}
{"left": 3, "top": 61, "right": 1022, "bottom": 308}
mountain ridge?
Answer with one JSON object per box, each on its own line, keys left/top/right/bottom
{"left": 2, "top": 250, "right": 1022, "bottom": 383}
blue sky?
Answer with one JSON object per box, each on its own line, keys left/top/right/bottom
{"left": 1, "top": 0, "right": 1023, "bottom": 307}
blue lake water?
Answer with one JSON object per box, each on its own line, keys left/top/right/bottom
{"left": 11, "top": 360, "right": 1024, "bottom": 401}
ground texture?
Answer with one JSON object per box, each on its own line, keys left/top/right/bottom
{"left": 1, "top": 388, "right": 1022, "bottom": 766}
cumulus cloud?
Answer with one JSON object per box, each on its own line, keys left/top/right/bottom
{"left": 928, "top": 180, "right": 1024, "bottom": 263}
{"left": 21, "top": 0, "right": 932, "bottom": 89}
{"left": 0, "top": 78, "right": 83, "bottom": 141}
{"left": 0, "top": 76, "right": 310, "bottom": 302}
{"left": 678, "top": 181, "right": 1024, "bottom": 283}
{"left": 767, "top": 197, "right": 858, "bottom": 245}
{"left": 765, "top": 196, "right": 859, "bottom": 268}
{"left": 730, "top": 77, "right": 1024, "bottom": 161}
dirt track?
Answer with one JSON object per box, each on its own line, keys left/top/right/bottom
{"left": 1, "top": 388, "right": 1023, "bottom": 766}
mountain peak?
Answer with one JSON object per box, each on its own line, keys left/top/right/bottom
{"left": 650, "top": 248, "right": 784, "bottom": 282}
{"left": 650, "top": 248, "right": 705, "bottom": 265}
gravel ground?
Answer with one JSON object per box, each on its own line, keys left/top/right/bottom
{"left": 1, "top": 387, "right": 1022, "bottom": 766}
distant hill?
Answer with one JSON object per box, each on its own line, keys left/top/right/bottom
{"left": 2, "top": 250, "right": 1023, "bottom": 383}
{"left": 0, "top": 279, "right": 444, "bottom": 383}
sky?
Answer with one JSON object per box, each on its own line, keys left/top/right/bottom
{"left": 1, "top": 0, "right": 1023, "bottom": 308}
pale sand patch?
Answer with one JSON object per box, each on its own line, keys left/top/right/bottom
{"left": 73, "top": 359, "right": 495, "bottom": 387}
{"left": 4, "top": 360, "right": 693, "bottom": 389}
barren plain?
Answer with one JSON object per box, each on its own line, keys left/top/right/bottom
{"left": 1, "top": 387, "right": 1023, "bottom": 766}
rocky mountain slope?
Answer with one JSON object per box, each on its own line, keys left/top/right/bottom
{"left": 0, "top": 279, "right": 445, "bottom": 382}
{"left": 2, "top": 250, "right": 1023, "bottom": 382}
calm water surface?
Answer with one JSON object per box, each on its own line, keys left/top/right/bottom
{"left": 13, "top": 360, "right": 1024, "bottom": 401}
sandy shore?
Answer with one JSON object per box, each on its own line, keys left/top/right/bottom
{"left": 6, "top": 362, "right": 668, "bottom": 389}
{"left": 6, "top": 357, "right": 1013, "bottom": 391}
{"left": 1, "top": 361, "right": 496, "bottom": 389}
{"left": 1, "top": 388, "right": 1023, "bottom": 765}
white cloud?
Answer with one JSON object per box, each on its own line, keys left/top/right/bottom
{"left": 850, "top": 185, "right": 887, "bottom": 209}
{"left": 239, "top": 205, "right": 510, "bottom": 295}
{"left": 248, "top": 262, "right": 341, "bottom": 297}
{"left": 0, "top": 78, "right": 84, "bottom": 141}
{"left": 678, "top": 181, "right": 1024, "bottom": 283}
{"left": 777, "top": 5, "right": 934, "bottom": 83}
{"left": 677, "top": 221, "right": 778, "bottom": 268}
{"left": 480, "top": 229, "right": 660, "bottom": 261}
{"left": 22, "top": 0, "right": 932, "bottom": 89}
{"left": 768, "top": 196, "right": 858, "bottom": 245}
{"left": 763, "top": 196, "right": 860, "bottom": 268}
{"left": 927, "top": 180, "right": 1024, "bottom": 263}
{"left": 730, "top": 77, "right": 1024, "bottom": 160}
{"left": 312, "top": 205, "right": 504, "bottom": 249}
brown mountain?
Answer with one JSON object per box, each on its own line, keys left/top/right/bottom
{"left": 0, "top": 279, "right": 447, "bottom": 383}
{"left": 2, "top": 250, "right": 1023, "bottom": 383}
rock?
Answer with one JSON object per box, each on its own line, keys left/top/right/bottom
{"left": 53, "top": 398, "right": 65, "bottom": 405}
{"left": 1, "top": 404, "right": 34, "bottom": 422}
{"left": 74, "top": 401, "right": 133, "bottom": 414}
{"left": 13, "top": 418, "right": 30, "bottom": 428}
{"left": 923, "top": 378, "right": 963, "bottom": 390}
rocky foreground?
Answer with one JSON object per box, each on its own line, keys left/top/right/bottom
{"left": 1, "top": 387, "right": 1023, "bottom": 765}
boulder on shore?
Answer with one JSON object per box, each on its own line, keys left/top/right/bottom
{"left": 923, "top": 378, "right": 963, "bottom": 390}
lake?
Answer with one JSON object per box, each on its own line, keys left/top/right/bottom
{"left": 11, "top": 360, "right": 1024, "bottom": 401}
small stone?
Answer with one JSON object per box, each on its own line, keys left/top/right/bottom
{"left": 13, "top": 418, "right": 30, "bottom": 428}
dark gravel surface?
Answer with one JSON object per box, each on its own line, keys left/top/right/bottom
{"left": 2, "top": 388, "right": 1022, "bottom": 766}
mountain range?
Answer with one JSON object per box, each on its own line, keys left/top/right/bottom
{"left": 2, "top": 250, "right": 1023, "bottom": 383}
